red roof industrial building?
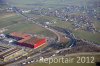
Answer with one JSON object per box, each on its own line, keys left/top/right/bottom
{"left": 10, "top": 32, "right": 47, "bottom": 49}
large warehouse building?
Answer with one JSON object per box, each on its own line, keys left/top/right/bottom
{"left": 9, "top": 32, "right": 47, "bottom": 49}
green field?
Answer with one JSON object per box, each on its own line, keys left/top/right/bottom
{"left": 55, "top": 21, "right": 100, "bottom": 44}
{"left": 4, "top": 22, "right": 56, "bottom": 38}
{"left": 0, "top": 13, "right": 56, "bottom": 38}
{"left": 53, "top": 20, "right": 100, "bottom": 44}
{"left": 0, "top": 14, "right": 23, "bottom": 28}
{"left": 94, "top": 21, "right": 100, "bottom": 30}
{"left": 73, "top": 30, "right": 100, "bottom": 44}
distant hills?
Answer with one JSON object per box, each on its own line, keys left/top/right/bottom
{"left": 6, "top": 0, "right": 89, "bottom": 5}
{"left": 1, "top": 0, "right": 100, "bottom": 8}
{"left": 4, "top": 0, "right": 89, "bottom": 7}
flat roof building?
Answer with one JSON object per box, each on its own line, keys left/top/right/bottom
{"left": 10, "top": 32, "right": 32, "bottom": 43}
{"left": 10, "top": 32, "right": 47, "bottom": 49}
{"left": 0, "top": 47, "right": 27, "bottom": 62}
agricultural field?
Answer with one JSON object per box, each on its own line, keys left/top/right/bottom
{"left": 0, "top": 12, "right": 56, "bottom": 38}
{"left": 53, "top": 21, "right": 100, "bottom": 44}
{"left": 5, "top": 22, "right": 57, "bottom": 38}
{"left": 0, "top": 14, "right": 23, "bottom": 28}
{"left": 73, "top": 30, "right": 100, "bottom": 44}
{"left": 94, "top": 21, "right": 100, "bottom": 30}
{"left": 55, "top": 21, "right": 100, "bottom": 44}
{"left": 0, "top": 13, "right": 14, "bottom": 19}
